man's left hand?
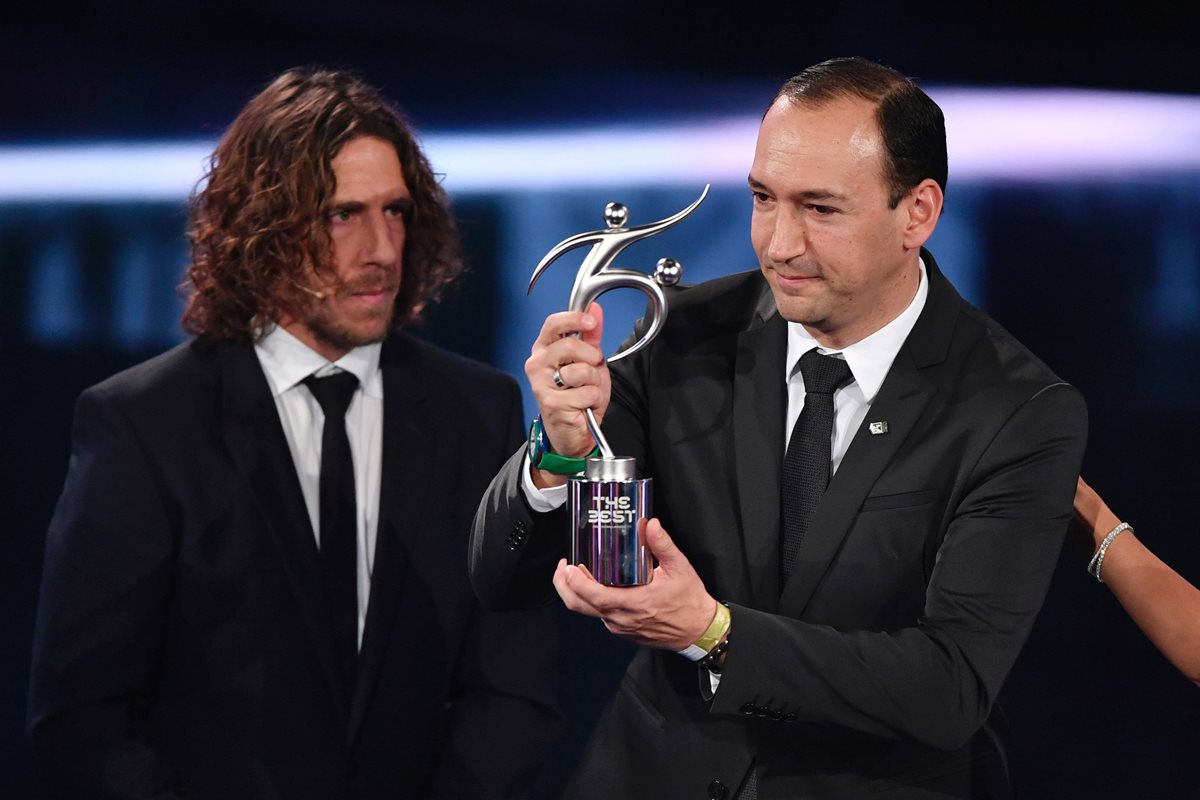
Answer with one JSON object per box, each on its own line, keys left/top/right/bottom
{"left": 552, "top": 518, "right": 716, "bottom": 650}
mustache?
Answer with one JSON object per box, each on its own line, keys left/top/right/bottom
{"left": 337, "top": 273, "right": 399, "bottom": 295}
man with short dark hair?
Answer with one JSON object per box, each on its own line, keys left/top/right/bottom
{"left": 472, "top": 57, "right": 1086, "bottom": 798}
{"left": 30, "top": 68, "right": 558, "bottom": 799}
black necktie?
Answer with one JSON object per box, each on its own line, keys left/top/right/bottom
{"left": 304, "top": 371, "right": 360, "bottom": 701}
{"left": 781, "top": 349, "right": 853, "bottom": 582}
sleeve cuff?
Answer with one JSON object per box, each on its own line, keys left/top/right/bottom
{"left": 520, "top": 455, "right": 568, "bottom": 512}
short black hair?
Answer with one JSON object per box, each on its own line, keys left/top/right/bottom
{"left": 775, "top": 57, "right": 947, "bottom": 208}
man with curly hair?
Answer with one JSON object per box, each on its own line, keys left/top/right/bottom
{"left": 30, "top": 68, "right": 559, "bottom": 799}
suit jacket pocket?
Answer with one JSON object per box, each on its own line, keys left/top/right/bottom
{"left": 859, "top": 489, "right": 938, "bottom": 512}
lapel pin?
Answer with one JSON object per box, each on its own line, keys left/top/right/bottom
{"left": 869, "top": 421, "right": 889, "bottom": 435}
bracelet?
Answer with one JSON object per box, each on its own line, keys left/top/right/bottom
{"left": 535, "top": 448, "right": 600, "bottom": 475}
{"left": 676, "top": 599, "right": 729, "bottom": 662}
{"left": 1087, "top": 522, "right": 1132, "bottom": 583}
{"left": 527, "top": 415, "right": 601, "bottom": 475}
{"left": 677, "top": 602, "right": 731, "bottom": 663}
{"left": 693, "top": 602, "right": 731, "bottom": 655}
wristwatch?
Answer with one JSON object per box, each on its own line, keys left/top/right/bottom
{"left": 527, "top": 415, "right": 598, "bottom": 475}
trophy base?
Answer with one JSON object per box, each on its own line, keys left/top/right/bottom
{"left": 569, "top": 465, "right": 652, "bottom": 587}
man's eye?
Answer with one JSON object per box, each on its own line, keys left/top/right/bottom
{"left": 331, "top": 209, "right": 352, "bottom": 222}
{"left": 809, "top": 205, "right": 835, "bottom": 215}
{"left": 751, "top": 191, "right": 771, "bottom": 204}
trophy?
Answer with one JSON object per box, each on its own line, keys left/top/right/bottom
{"left": 529, "top": 186, "right": 709, "bottom": 586}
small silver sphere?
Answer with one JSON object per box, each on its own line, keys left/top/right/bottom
{"left": 604, "top": 202, "right": 628, "bottom": 229}
{"left": 654, "top": 257, "right": 682, "bottom": 286}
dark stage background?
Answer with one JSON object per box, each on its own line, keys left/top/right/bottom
{"left": 3, "top": 2, "right": 1198, "bottom": 796}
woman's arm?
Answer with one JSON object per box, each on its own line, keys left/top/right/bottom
{"left": 1075, "top": 477, "right": 1200, "bottom": 686}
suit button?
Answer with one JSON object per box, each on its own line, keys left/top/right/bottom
{"left": 755, "top": 705, "right": 771, "bottom": 718}
{"left": 508, "top": 524, "right": 528, "bottom": 550}
{"left": 783, "top": 712, "right": 798, "bottom": 723}
{"left": 707, "top": 780, "right": 727, "bottom": 800}
{"left": 740, "top": 702, "right": 756, "bottom": 716}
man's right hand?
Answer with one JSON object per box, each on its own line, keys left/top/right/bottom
{"left": 524, "top": 303, "right": 611, "bottom": 487}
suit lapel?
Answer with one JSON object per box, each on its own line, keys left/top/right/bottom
{"left": 347, "top": 336, "right": 433, "bottom": 743}
{"left": 218, "top": 345, "right": 347, "bottom": 717}
{"left": 778, "top": 251, "right": 961, "bottom": 615}
{"left": 733, "top": 294, "right": 788, "bottom": 611}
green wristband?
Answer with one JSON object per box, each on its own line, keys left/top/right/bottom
{"left": 527, "top": 415, "right": 601, "bottom": 475}
{"left": 536, "top": 450, "right": 594, "bottom": 475}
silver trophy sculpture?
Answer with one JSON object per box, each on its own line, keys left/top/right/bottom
{"left": 529, "top": 185, "right": 709, "bottom": 586}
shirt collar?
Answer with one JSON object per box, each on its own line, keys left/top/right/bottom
{"left": 785, "top": 258, "right": 929, "bottom": 404}
{"left": 254, "top": 324, "right": 384, "bottom": 399}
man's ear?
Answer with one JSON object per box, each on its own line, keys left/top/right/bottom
{"left": 901, "top": 178, "right": 943, "bottom": 250}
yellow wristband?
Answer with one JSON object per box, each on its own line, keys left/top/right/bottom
{"left": 692, "top": 602, "right": 731, "bottom": 655}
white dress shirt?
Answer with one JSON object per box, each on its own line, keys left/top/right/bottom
{"left": 255, "top": 325, "right": 384, "bottom": 648}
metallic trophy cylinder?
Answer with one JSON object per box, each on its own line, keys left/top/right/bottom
{"left": 569, "top": 458, "right": 652, "bottom": 586}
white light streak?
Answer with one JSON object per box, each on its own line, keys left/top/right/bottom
{"left": 1, "top": 88, "right": 1198, "bottom": 201}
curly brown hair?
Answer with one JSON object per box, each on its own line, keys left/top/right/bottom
{"left": 182, "top": 67, "right": 462, "bottom": 340}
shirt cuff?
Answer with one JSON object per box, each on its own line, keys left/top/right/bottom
{"left": 519, "top": 457, "right": 568, "bottom": 512}
{"left": 678, "top": 645, "right": 723, "bottom": 693}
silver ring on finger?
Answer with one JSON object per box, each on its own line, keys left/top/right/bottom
{"left": 552, "top": 368, "right": 566, "bottom": 389}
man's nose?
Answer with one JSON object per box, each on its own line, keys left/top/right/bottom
{"left": 363, "top": 212, "right": 402, "bottom": 267}
{"left": 765, "top": 208, "right": 807, "bottom": 264}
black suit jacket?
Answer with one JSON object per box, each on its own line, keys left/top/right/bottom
{"left": 471, "top": 253, "right": 1087, "bottom": 799}
{"left": 30, "top": 332, "right": 560, "bottom": 799}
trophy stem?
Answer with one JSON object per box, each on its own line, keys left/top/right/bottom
{"left": 585, "top": 408, "right": 614, "bottom": 459}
